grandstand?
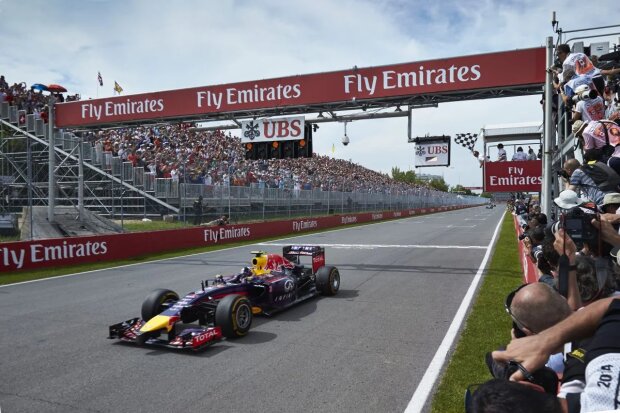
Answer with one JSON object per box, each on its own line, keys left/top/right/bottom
{"left": 0, "top": 76, "right": 471, "bottom": 239}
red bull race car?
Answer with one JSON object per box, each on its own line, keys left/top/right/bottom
{"left": 108, "top": 245, "right": 340, "bottom": 351}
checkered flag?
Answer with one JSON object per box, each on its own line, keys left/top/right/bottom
{"left": 454, "top": 133, "right": 478, "bottom": 152}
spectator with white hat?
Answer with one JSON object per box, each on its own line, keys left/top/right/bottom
{"left": 553, "top": 189, "right": 588, "bottom": 210}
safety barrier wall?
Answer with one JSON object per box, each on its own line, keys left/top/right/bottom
{"left": 0, "top": 205, "right": 478, "bottom": 273}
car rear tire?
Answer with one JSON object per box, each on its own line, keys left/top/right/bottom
{"left": 141, "top": 289, "right": 179, "bottom": 321}
{"left": 315, "top": 266, "right": 340, "bottom": 296}
{"left": 215, "top": 294, "right": 252, "bottom": 339}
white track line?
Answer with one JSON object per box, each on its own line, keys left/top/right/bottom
{"left": 0, "top": 211, "right": 443, "bottom": 288}
{"left": 257, "top": 243, "right": 486, "bottom": 249}
{"left": 403, "top": 211, "right": 504, "bottom": 413}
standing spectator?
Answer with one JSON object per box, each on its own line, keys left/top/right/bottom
{"left": 192, "top": 195, "right": 204, "bottom": 225}
{"left": 572, "top": 85, "right": 605, "bottom": 122}
{"left": 512, "top": 147, "right": 528, "bottom": 161}
{"left": 572, "top": 119, "right": 620, "bottom": 174}
{"left": 497, "top": 143, "right": 507, "bottom": 161}
{"left": 527, "top": 147, "right": 537, "bottom": 160}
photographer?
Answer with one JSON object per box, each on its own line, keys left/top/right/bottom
{"left": 573, "top": 119, "right": 620, "bottom": 175}
{"left": 571, "top": 85, "right": 605, "bottom": 122}
{"left": 492, "top": 296, "right": 620, "bottom": 413}
{"left": 561, "top": 159, "right": 609, "bottom": 209}
{"left": 192, "top": 195, "right": 204, "bottom": 225}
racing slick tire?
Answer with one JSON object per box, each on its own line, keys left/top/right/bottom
{"left": 215, "top": 294, "right": 253, "bottom": 339}
{"left": 141, "top": 289, "right": 180, "bottom": 321}
{"left": 315, "top": 266, "right": 340, "bottom": 296}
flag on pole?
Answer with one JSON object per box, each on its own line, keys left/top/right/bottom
{"left": 114, "top": 81, "right": 123, "bottom": 94}
{"left": 97, "top": 72, "right": 103, "bottom": 86}
{"left": 454, "top": 133, "right": 478, "bottom": 151}
{"left": 331, "top": 143, "right": 335, "bottom": 155}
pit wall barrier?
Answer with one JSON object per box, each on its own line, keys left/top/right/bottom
{"left": 513, "top": 215, "right": 538, "bottom": 284}
{"left": 1, "top": 205, "right": 479, "bottom": 273}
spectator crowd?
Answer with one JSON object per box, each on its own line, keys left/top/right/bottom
{"left": 470, "top": 43, "right": 620, "bottom": 413}
{"left": 83, "top": 124, "right": 432, "bottom": 195}
{"left": 1, "top": 74, "right": 435, "bottom": 196}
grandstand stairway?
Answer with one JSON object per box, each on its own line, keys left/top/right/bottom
{"left": 0, "top": 101, "right": 179, "bottom": 228}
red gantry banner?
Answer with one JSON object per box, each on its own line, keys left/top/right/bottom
{"left": 55, "top": 48, "right": 545, "bottom": 128}
{"left": 484, "top": 160, "right": 542, "bottom": 192}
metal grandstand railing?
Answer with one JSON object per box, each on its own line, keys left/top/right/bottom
{"left": 1, "top": 100, "right": 481, "bottom": 225}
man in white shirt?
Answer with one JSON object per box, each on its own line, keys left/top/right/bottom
{"left": 572, "top": 90, "right": 605, "bottom": 122}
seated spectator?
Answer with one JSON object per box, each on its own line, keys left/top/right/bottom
{"left": 512, "top": 147, "right": 528, "bottom": 161}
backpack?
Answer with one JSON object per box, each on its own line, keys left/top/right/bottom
{"left": 580, "top": 161, "right": 620, "bottom": 192}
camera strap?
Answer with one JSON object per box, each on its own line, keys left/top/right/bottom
{"left": 558, "top": 221, "right": 569, "bottom": 298}
{"left": 602, "top": 121, "right": 610, "bottom": 147}
{"left": 558, "top": 254, "right": 569, "bottom": 298}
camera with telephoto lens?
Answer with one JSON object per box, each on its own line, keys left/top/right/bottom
{"left": 556, "top": 169, "right": 570, "bottom": 180}
{"left": 531, "top": 245, "right": 544, "bottom": 262}
{"left": 551, "top": 207, "right": 598, "bottom": 250}
{"left": 572, "top": 84, "right": 598, "bottom": 103}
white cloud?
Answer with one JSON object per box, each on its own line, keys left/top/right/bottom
{"left": 1, "top": 0, "right": 619, "bottom": 188}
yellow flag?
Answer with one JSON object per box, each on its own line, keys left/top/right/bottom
{"left": 331, "top": 143, "right": 335, "bottom": 155}
{"left": 114, "top": 81, "right": 123, "bottom": 94}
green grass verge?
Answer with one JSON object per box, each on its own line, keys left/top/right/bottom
{"left": 430, "top": 213, "right": 523, "bottom": 412}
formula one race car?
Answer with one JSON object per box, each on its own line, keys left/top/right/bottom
{"left": 108, "top": 245, "right": 340, "bottom": 351}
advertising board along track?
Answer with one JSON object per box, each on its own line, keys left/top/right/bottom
{"left": 0, "top": 205, "right": 475, "bottom": 273}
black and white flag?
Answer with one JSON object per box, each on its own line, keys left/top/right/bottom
{"left": 454, "top": 133, "right": 478, "bottom": 151}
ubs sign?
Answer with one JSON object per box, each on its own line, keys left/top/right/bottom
{"left": 414, "top": 138, "right": 451, "bottom": 167}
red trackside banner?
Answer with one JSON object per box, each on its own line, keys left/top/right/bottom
{"left": 0, "top": 206, "right": 472, "bottom": 273}
{"left": 484, "top": 160, "right": 542, "bottom": 192}
{"left": 54, "top": 48, "right": 545, "bottom": 128}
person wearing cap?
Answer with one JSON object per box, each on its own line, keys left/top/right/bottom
{"left": 601, "top": 192, "right": 620, "bottom": 214}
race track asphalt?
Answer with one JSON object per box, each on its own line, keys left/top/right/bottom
{"left": 0, "top": 206, "right": 504, "bottom": 413}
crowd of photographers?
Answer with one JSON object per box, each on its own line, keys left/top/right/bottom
{"left": 470, "top": 44, "right": 620, "bottom": 413}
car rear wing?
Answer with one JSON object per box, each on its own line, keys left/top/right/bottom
{"left": 283, "top": 245, "right": 325, "bottom": 273}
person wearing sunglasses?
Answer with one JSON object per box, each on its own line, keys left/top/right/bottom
{"left": 493, "top": 296, "right": 620, "bottom": 413}
{"left": 505, "top": 282, "right": 573, "bottom": 339}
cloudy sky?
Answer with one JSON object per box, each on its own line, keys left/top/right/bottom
{"left": 2, "top": 0, "right": 619, "bottom": 188}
